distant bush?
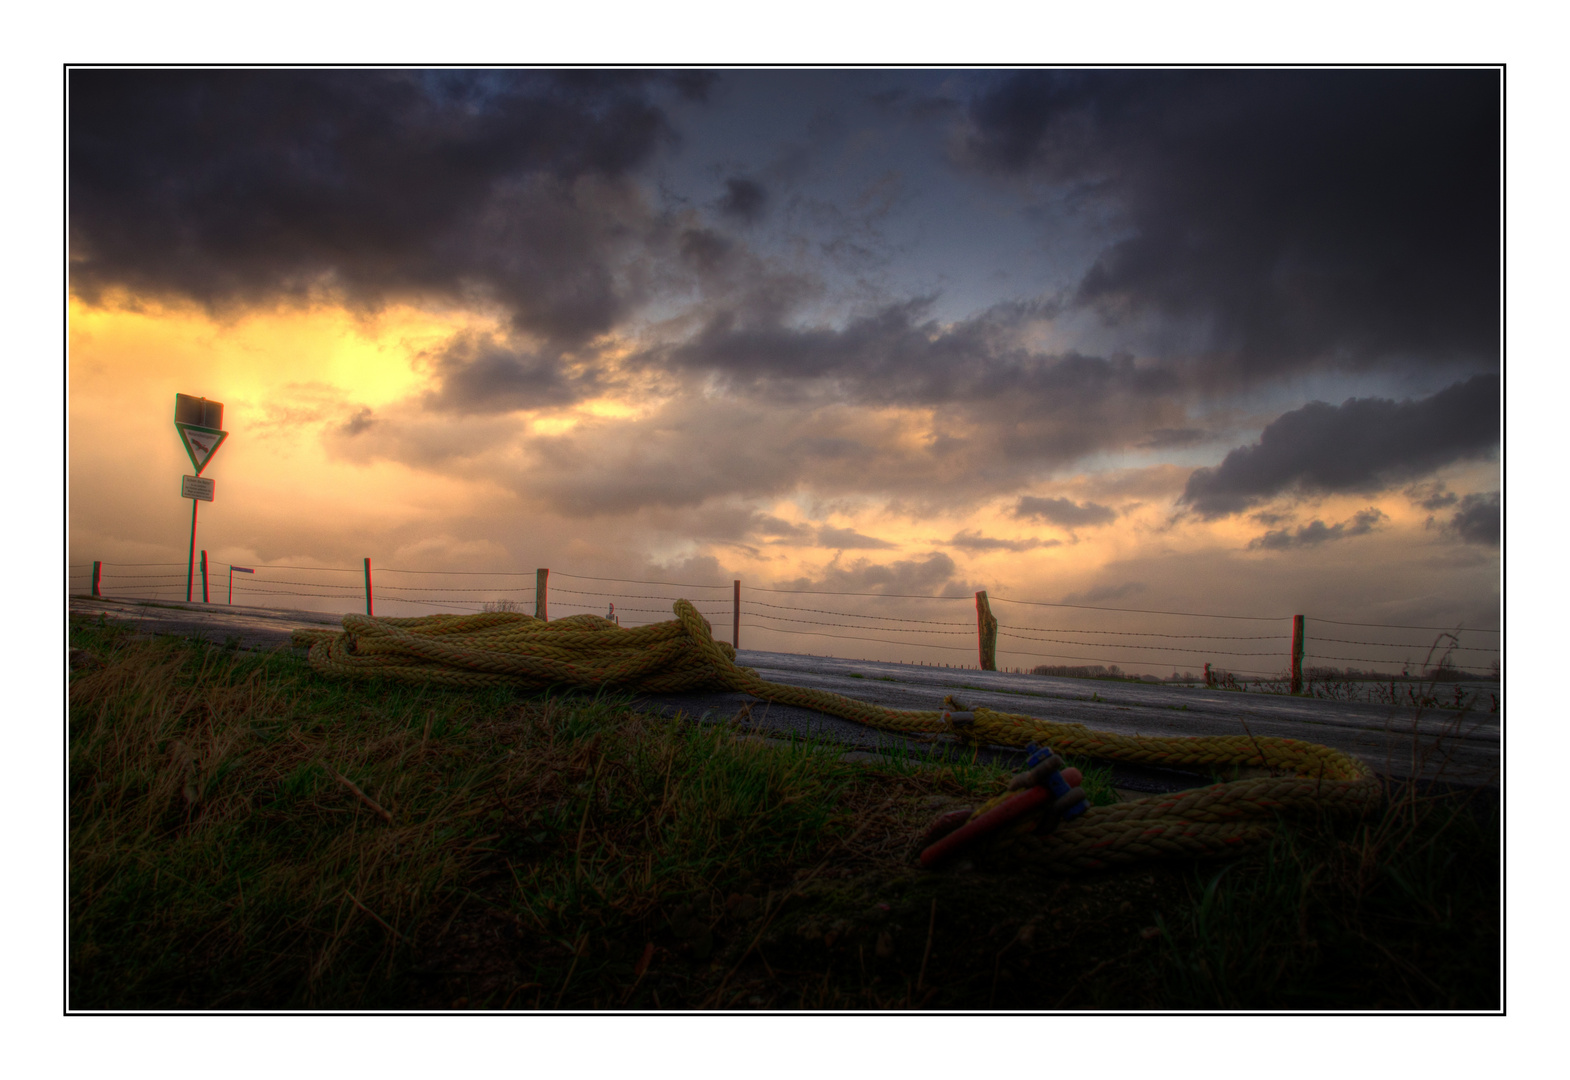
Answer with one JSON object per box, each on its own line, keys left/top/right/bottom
{"left": 1302, "top": 664, "right": 1497, "bottom": 683}
{"left": 1031, "top": 664, "right": 1130, "bottom": 680}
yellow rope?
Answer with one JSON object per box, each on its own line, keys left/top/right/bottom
{"left": 291, "top": 600, "right": 1379, "bottom": 872}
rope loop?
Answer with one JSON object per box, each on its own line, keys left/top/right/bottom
{"left": 291, "top": 598, "right": 1381, "bottom": 871}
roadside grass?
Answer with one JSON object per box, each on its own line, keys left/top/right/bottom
{"left": 1128, "top": 778, "right": 1499, "bottom": 1009}
{"left": 68, "top": 615, "right": 1499, "bottom": 1010}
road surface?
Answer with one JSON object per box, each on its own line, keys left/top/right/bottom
{"left": 68, "top": 597, "right": 1501, "bottom": 789}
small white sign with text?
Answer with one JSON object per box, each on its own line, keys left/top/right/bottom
{"left": 181, "top": 475, "right": 215, "bottom": 502}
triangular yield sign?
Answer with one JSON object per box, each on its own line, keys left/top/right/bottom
{"left": 175, "top": 422, "right": 229, "bottom": 475}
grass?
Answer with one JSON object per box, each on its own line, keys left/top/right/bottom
{"left": 1138, "top": 783, "right": 1499, "bottom": 1008}
{"left": 68, "top": 614, "right": 1500, "bottom": 1010}
{"left": 1243, "top": 671, "right": 1499, "bottom": 712}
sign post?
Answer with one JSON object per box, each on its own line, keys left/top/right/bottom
{"left": 186, "top": 494, "right": 199, "bottom": 602}
{"left": 175, "top": 395, "right": 227, "bottom": 602}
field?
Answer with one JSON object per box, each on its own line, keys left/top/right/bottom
{"left": 68, "top": 614, "right": 1500, "bottom": 1010}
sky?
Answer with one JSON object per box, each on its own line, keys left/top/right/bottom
{"left": 65, "top": 67, "right": 1502, "bottom": 676}
{"left": 25, "top": 2, "right": 1564, "bottom": 1054}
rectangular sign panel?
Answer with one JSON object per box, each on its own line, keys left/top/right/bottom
{"left": 181, "top": 475, "right": 215, "bottom": 502}
{"left": 175, "top": 394, "right": 224, "bottom": 429}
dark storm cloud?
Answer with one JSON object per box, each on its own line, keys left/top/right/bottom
{"left": 781, "top": 552, "right": 965, "bottom": 596}
{"left": 339, "top": 407, "right": 376, "bottom": 436}
{"left": 1013, "top": 495, "right": 1117, "bottom": 527}
{"left": 322, "top": 399, "right": 526, "bottom": 470}
{"left": 677, "top": 227, "right": 736, "bottom": 273}
{"left": 522, "top": 398, "right": 813, "bottom": 516}
{"left": 867, "top": 86, "right": 964, "bottom": 123}
{"left": 601, "top": 286, "right": 1116, "bottom": 478}
{"left": 753, "top": 514, "right": 813, "bottom": 541}
{"left": 1180, "top": 375, "right": 1500, "bottom": 518}
{"left": 717, "top": 176, "right": 768, "bottom": 224}
{"left": 494, "top": 366, "right": 1192, "bottom": 520}
{"left": 1061, "top": 582, "right": 1146, "bottom": 605}
{"left": 1138, "top": 428, "right": 1209, "bottom": 450}
{"left": 69, "top": 69, "right": 712, "bottom": 344}
{"left": 1447, "top": 492, "right": 1500, "bottom": 547}
{"left": 657, "top": 296, "right": 951, "bottom": 386}
{"left": 946, "top": 530, "right": 1058, "bottom": 553}
{"left": 647, "top": 295, "right": 1179, "bottom": 415}
{"left": 815, "top": 526, "right": 897, "bottom": 550}
{"left": 633, "top": 505, "right": 819, "bottom": 551}
{"left": 1405, "top": 481, "right": 1460, "bottom": 512}
{"left": 962, "top": 69, "right": 1499, "bottom": 375}
{"left": 1247, "top": 508, "right": 1387, "bottom": 550}
{"left": 421, "top": 331, "right": 600, "bottom": 413}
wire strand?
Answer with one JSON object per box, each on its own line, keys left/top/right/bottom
{"left": 237, "top": 564, "right": 360, "bottom": 573}
{"left": 353, "top": 584, "right": 535, "bottom": 593}
{"left": 744, "top": 624, "right": 978, "bottom": 652}
{"left": 745, "top": 610, "right": 973, "bottom": 636}
{"left": 996, "top": 629, "right": 1290, "bottom": 657}
{"left": 551, "top": 586, "right": 729, "bottom": 603}
{"left": 990, "top": 594, "right": 1288, "bottom": 621}
{"left": 552, "top": 571, "right": 732, "bottom": 589}
{"left": 1310, "top": 634, "right": 1498, "bottom": 654}
{"left": 232, "top": 589, "right": 365, "bottom": 600}
{"left": 1309, "top": 616, "right": 1501, "bottom": 632}
{"left": 1304, "top": 651, "right": 1498, "bottom": 668}
{"left": 241, "top": 577, "right": 383, "bottom": 589}
{"left": 999, "top": 624, "right": 1288, "bottom": 642}
{"left": 743, "top": 597, "right": 972, "bottom": 625}
{"left": 744, "top": 585, "right": 971, "bottom": 600}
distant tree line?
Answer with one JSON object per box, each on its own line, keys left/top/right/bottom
{"left": 1029, "top": 664, "right": 1158, "bottom": 682}
{"left": 1304, "top": 663, "right": 1498, "bottom": 683}
{"left": 1028, "top": 661, "right": 1498, "bottom": 686}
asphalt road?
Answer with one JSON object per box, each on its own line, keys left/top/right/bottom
{"left": 68, "top": 597, "right": 1501, "bottom": 789}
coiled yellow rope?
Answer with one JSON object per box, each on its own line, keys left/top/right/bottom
{"left": 291, "top": 599, "right": 1379, "bottom": 872}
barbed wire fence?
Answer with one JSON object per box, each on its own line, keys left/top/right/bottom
{"left": 72, "top": 561, "right": 191, "bottom": 602}
{"left": 548, "top": 572, "right": 733, "bottom": 630}
{"left": 739, "top": 586, "right": 981, "bottom": 666}
{"left": 987, "top": 594, "right": 1499, "bottom": 704}
{"left": 70, "top": 559, "right": 1499, "bottom": 699}
{"left": 991, "top": 595, "right": 1294, "bottom": 681}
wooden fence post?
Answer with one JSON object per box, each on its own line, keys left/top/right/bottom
{"left": 733, "top": 579, "right": 741, "bottom": 649}
{"left": 200, "top": 550, "right": 209, "bottom": 603}
{"left": 91, "top": 561, "right": 101, "bottom": 598}
{"left": 536, "top": 568, "right": 549, "bottom": 621}
{"left": 976, "top": 590, "right": 998, "bottom": 671}
{"left": 1291, "top": 614, "right": 1305, "bottom": 694}
{"left": 363, "top": 558, "right": 374, "bottom": 616}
